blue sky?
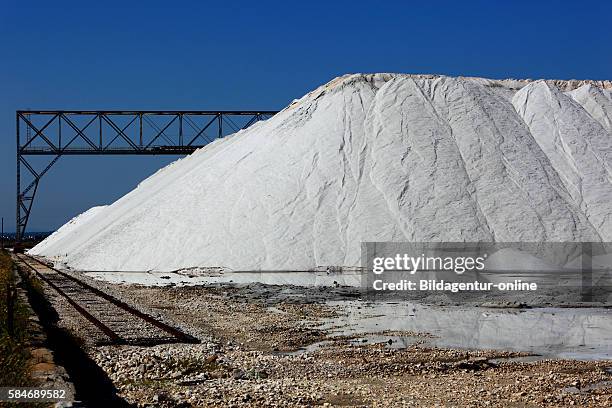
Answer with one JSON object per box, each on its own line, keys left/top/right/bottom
{"left": 0, "top": 0, "right": 610, "bottom": 232}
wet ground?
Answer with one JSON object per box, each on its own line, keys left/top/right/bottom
{"left": 85, "top": 269, "right": 612, "bottom": 360}
{"left": 60, "top": 274, "right": 612, "bottom": 407}
{"left": 323, "top": 301, "right": 612, "bottom": 360}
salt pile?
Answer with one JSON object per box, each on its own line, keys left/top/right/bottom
{"left": 31, "top": 74, "right": 612, "bottom": 271}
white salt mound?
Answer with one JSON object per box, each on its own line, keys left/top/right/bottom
{"left": 33, "top": 206, "right": 107, "bottom": 256}
{"left": 31, "top": 74, "right": 612, "bottom": 271}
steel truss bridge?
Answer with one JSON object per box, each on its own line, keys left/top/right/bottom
{"left": 16, "top": 110, "right": 278, "bottom": 241}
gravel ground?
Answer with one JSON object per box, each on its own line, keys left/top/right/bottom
{"left": 74, "top": 283, "right": 612, "bottom": 407}
{"left": 23, "top": 259, "right": 612, "bottom": 407}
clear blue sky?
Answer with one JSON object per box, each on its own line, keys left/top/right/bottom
{"left": 1, "top": 0, "right": 610, "bottom": 232}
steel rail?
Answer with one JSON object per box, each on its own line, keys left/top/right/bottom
{"left": 16, "top": 253, "right": 199, "bottom": 344}
{"left": 16, "top": 254, "right": 123, "bottom": 343}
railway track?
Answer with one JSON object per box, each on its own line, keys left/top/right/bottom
{"left": 15, "top": 253, "right": 198, "bottom": 346}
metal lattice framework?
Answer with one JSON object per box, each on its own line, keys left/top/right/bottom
{"left": 16, "top": 110, "right": 278, "bottom": 241}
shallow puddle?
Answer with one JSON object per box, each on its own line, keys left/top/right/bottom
{"left": 85, "top": 270, "right": 362, "bottom": 287}
{"left": 324, "top": 301, "right": 612, "bottom": 360}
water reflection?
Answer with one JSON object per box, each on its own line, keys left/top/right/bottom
{"left": 325, "top": 301, "right": 612, "bottom": 360}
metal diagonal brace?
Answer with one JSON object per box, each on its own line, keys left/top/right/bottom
{"left": 16, "top": 110, "right": 278, "bottom": 241}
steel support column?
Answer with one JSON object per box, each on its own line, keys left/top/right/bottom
{"left": 15, "top": 110, "right": 278, "bottom": 241}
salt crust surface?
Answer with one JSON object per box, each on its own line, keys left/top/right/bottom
{"left": 31, "top": 74, "right": 612, "bottom": 272}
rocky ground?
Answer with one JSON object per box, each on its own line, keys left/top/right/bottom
{"left": 71, "top": 283, "right": 612, "bottom": 407}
